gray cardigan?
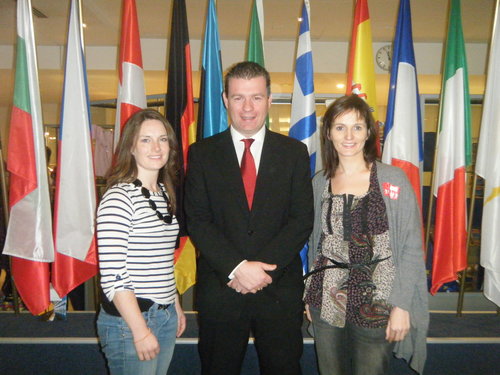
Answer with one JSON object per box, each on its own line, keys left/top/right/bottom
{"left": 308, "top": 161, "right": 429, "bottom": 374}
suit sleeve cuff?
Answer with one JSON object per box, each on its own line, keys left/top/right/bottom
{"left": 228, "top": 260, "right": 248, "bottom": 280}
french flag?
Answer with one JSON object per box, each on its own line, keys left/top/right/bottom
{"left": 382, "top": 0, "right": 423, "bottom": 208}
{"left": 52, "top": 0, "right": 98, "bottom": 299}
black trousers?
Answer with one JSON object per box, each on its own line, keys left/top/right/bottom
{"left": 198, "top": 305, "right": 304, "bottom": 375}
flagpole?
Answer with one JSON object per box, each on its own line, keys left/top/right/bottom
{"left": 424, "top": 117, "right": 442, "bottom": 254}
{"left": 0, "top": 144, "right": 20, "bottom": 314}
{"left": 457, "top": 173, "right": 477, "bottom": 316}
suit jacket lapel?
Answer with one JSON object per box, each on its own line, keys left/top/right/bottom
{"left": 252, "top": 129, "right": 280, "bottom": 215}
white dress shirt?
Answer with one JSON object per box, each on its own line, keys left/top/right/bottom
{"left": 230, "top": 124, "right": 266, "bottom": 172}
{"left": 228, "top": 124, "right": 267, "bottom": 279}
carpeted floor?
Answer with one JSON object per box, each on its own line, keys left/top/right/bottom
{"left": 0, "top": 311, "right": 498, "bottom": 374}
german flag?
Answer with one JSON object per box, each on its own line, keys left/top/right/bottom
{"left": 166, "top": 0, "right": 196, "bottom": 295}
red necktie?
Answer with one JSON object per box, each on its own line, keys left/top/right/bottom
{"left": 241, "top": 138, "right": 256, "bottom": 209}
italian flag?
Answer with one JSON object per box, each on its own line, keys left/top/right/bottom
{"left": 431, "top": 0, "right": 472, "bottom": 294}
{"left": 3, "top": 0, "right": 54, "bottom": 315}
{"left": 247, "top": 0, "right": 265, "bottom": 67}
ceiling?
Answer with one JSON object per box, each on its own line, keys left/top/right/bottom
{"left": 0, "top": 0, "right": 496, "bottom": 110}
{"left": 0, "top": 0, "right": 496, "bottom": 46}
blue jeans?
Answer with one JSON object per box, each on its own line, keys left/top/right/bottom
{"left": 310, "top": 306, "right": 394, "bottom": 375}
{"left": 97, "top": 302, "right": 177, "bottom": 375}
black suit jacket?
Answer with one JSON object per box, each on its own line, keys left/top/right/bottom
{"left": 185, "top": 128, "right": 314, "bottom": 320}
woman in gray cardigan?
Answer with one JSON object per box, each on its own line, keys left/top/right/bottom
{"left": 304, "top": 95, "right": 428, "bottom": 375}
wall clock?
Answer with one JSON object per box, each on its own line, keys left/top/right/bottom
{"left": 376, "top": 44, "right": 392, "bottom": 71}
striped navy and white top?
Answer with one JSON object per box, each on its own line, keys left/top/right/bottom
{"left": 97, "top": 182, "right": 179, "bottom": 305}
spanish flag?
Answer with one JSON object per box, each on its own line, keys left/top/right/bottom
{"left": 346, "top": 0, "right": 379, "bottom": 153}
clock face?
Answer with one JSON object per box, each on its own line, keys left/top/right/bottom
{"left": 376, "top": 44, "right": 392, "bottom": 71}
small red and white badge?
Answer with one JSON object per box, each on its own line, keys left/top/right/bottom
{"left": 383, "top": 182, "right": 400, "bottom": 200}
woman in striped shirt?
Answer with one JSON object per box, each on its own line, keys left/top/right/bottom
{"left": 96, "top": 109, "right": 186, "bottom": 375}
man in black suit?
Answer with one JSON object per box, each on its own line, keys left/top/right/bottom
{"left": 185, "top": 61, "right": 313, "bottom": 375}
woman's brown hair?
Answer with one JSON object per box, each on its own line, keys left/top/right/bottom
{"left": 106, "top": 108, "right": 180, "bottom": 212}
{"left": 320, "top": 94, "right": 378, "bottom": 178}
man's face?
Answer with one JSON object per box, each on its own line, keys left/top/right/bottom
{"left": 223, "top": 76, "right": 272, "bottom": 137}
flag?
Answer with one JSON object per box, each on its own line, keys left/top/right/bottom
{"left": 3, "top": 0, "right": 54, "bottom": 315}
{"left": 197, "top": 0, "right": 227, "bottom": 139}
{"left": 382, "top": 0, "right": 423, "bottom": 208}
{"left": 289, "top": 0, "right": 319, "bottom": 273}
{"left": 247, "top": 0, "right": 265, "bottom": 67}
{"left": 51, "top": 0, "right": 98, "bottom": 299}
{"left": 346, "top": 0, "right": 380, "bottom": 153}
{"left": 166, "top": 0, "right": 196, "bottom": 295}
{"left": 114, "top": 0, "right": 146, "bottom": 148}
{"left": 475, "top": 0, "right": 500, "bottom": 307}
{"left": 431, "top": 0, "right": 472, "bottom": 294}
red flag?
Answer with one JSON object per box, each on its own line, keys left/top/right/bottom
{"left": 166, "top": 0, "right": 196, "bottom": 294}
{"left": 114, "top": 0, "right": 146, "bottom": 149}
{"left": 51, "top": 0, "right": 98, "bottom": 298}
{"left": 346, "top": 0, "right": 380, "bottom": 154}
{"left": 3, "top": 0, "right": 54, "bottom": 315}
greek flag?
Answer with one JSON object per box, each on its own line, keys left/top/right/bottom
{"left": 290, "top": 0, "right": 320, "bottom": 176}
{"left": 289, "top": 0, "right": 319, "bottom": 273}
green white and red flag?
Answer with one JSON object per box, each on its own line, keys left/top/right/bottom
{"left": 431, "top": 0, "right": 472, "bottom": 294}
{"left": 247, "top": 0, "right": 265, "bottom": 67}
{"left": 3, "top": 0, "right": 54, "bottom": 315}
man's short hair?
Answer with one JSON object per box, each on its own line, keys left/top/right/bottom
{"left": 224, "top": 61, "right": 271, "bottom": 96}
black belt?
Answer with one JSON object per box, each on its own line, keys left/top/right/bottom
{"left": 101, "top": 297, "right": 171, "bottom": 317}
{"left": 303, "top": 255, "right": 391, "bottom": 280}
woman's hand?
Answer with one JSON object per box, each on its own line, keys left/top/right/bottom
{"left": 111, "top": 291, "right": 160, "bottom": 361}
{"left": 305, "top": 304, "right": 312, "bottom": 322}
{"left": 133, "top": 327, "right": 160, "bottom": 361}
{"left": 386, "top": 306, "right": 410, "bottom": 342}
{"left": 175, "top": 294, "right": 186, "bottom": 337}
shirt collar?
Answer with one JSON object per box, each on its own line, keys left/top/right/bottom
{"left": 230, "top": 124, "right": 266, "bottom": 144}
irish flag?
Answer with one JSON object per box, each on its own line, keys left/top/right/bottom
{"left": 3, "top": 0, "right": 54, "bottom": 315}
{"left": 114, "top": 0, "right": 146, "bottom": 148}
{"left": 382, "top": 0, "right": 423, "bottom": 208}
{"left": 247, "top": 0, "right": 265, "bottom": 67}
{"left": 346, "top": 0, "right": 379, "bottom": 154}
{"left": 431, "top": 0, "right": 472, "bottom": 294}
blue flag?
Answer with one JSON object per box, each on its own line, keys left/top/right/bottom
{"left": 382, "top": 0, "right": 423, "bottom": 208}
{"left": 197, "top": 0, "right": 227, "bottom": 139}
